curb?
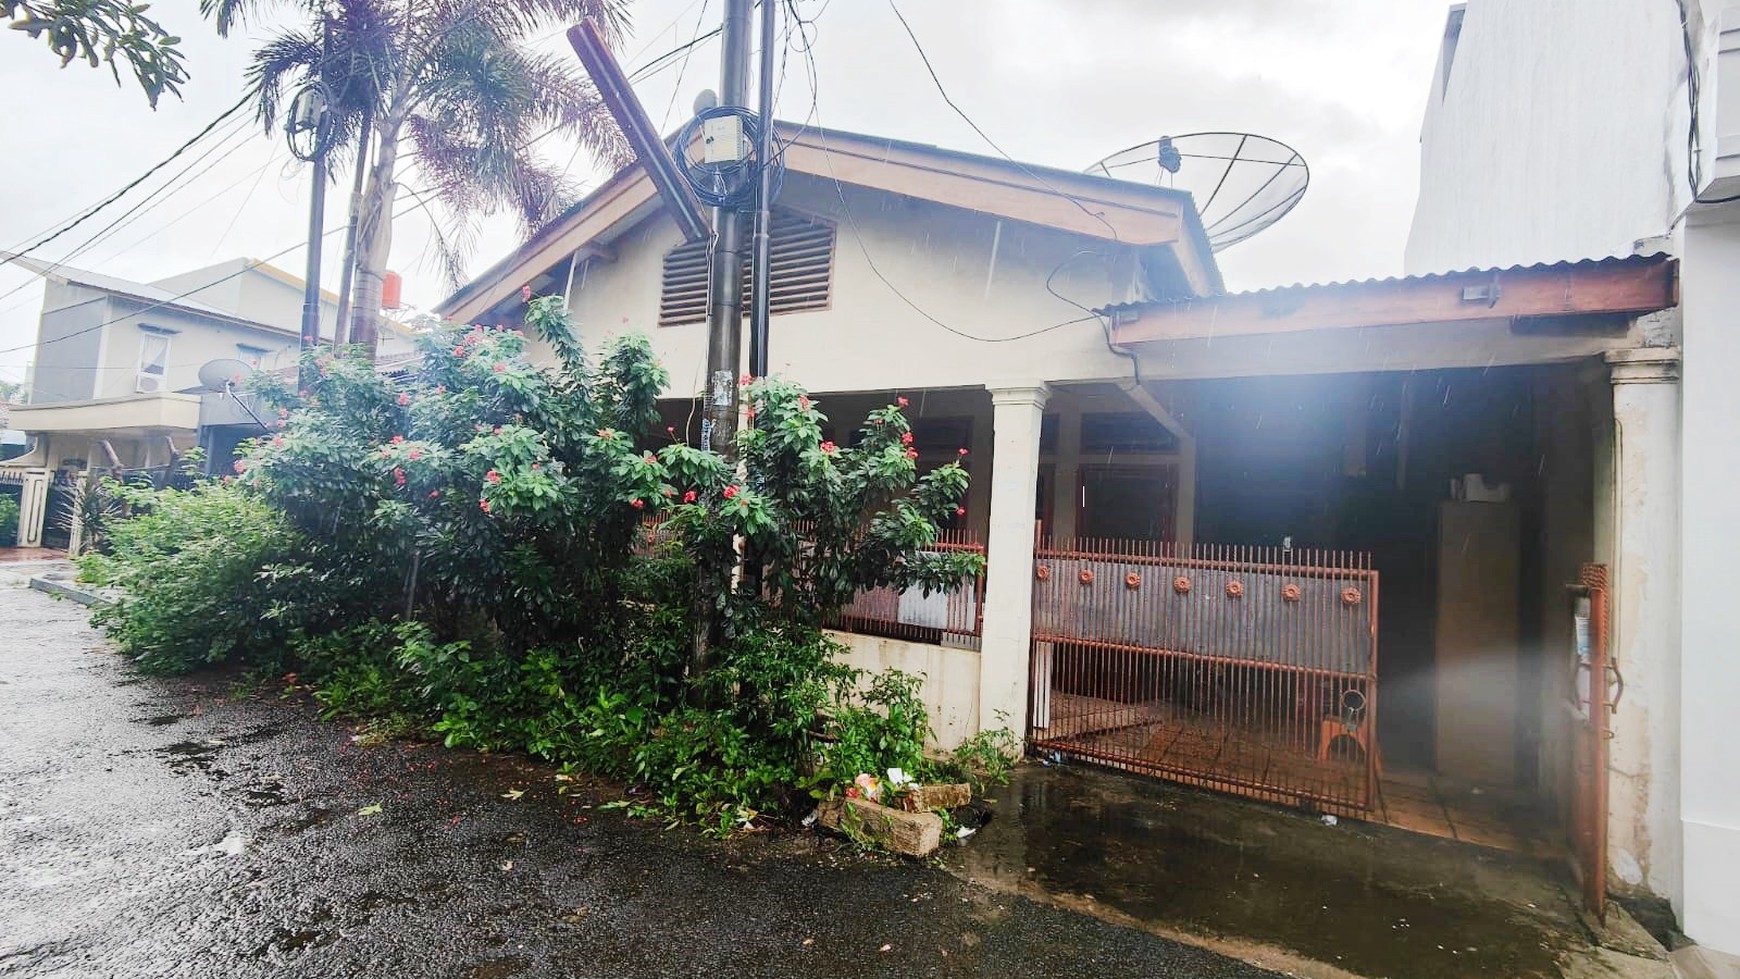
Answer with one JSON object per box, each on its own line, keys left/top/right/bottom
{"left": 28, "top": 576, "right": 107, "bottom": 606}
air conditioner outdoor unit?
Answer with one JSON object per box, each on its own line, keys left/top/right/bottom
{"left": 136, "top": 373, "right": 165, "bottom": 394}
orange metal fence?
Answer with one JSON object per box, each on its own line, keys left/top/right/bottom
{"left": 1028, "top": 536, "right": 1380, "bottom": 815}
{"left": 831, "top": 528, "right": 985, "bottom": 647}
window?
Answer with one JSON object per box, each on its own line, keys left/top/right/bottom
{"left": 236, "top": 343, "right": 270, "bottom": 365}
{"left": 658, "top": 212, "right": 836, "bottom": 326}
{"left": 136, "top": 325, "right": 174, "bottom": 393}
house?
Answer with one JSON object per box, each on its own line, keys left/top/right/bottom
{"left": 441, "top": 117, "right": 1689, "bottom": 943}
{"left": 0, "top": 255, "right": 412, "bottom": 548}
{"left": 1400, "top": 0, "right": 1740, "bottom": 959}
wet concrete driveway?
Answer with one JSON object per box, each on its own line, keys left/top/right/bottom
{"left": 0, "top": 585, "right": 1283, "bottom": 979}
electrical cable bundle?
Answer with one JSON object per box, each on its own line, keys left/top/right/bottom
{"left": 675, "top": 105, "right": 783, "bottom": 209}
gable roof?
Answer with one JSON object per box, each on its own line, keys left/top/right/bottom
{"left": 438, "top": 121, "right": 1223, "bottom": 323}
{"left": 3, "top": 253, "right": 263, "bottom": 326}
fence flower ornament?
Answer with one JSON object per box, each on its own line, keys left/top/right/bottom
{"left": 1078, "top": 568, "right": 1095, "bottom": 586}
{"left": 1282, "top": 583, "right": 1303, "bottom": 603}
{"left": 1035, "top": 565, "right": 1051, "bottom": 581}
{"left": 1225, "top": 580, "right": 1245, "bottom": 599}
{"left": 1173, "top": 575, "right": 1191, "bottom": 594}
{"left": 1125, "top": 571, "right": 1142, "bottom": 589}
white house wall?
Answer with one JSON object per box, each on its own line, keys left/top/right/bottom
{"left": 92, "top": 301, "right": 303, "bottom": 399}
{"left": 1405, "top": 0, "right": 1690, "bottom": 274}
{"left": 560, "top": 176, "right": 1146, "bottom": 396}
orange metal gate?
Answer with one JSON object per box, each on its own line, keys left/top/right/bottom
{"left": 1028, "top": 537, "right": 1380, "bottom": 815}
{"left": 1569, "top": 564, "right": 1614, "bottom": 922}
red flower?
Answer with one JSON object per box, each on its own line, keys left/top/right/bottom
{"left": 493, "top": 363, "right": 507, "bottom": 373}
{"left": 479, "top": 498, "right": 491, "bottom": 514}
{"left": 682, "top": 490, "right": 697, "bottom": 504}
{"left": 820, "top": 441, "right": 837, "bottom": 454}
{"left": 662, "top": 487, "right": 676, "bottom": 497}
{"left": 798, "top": 395, "right": 811, "bottom": 410}
{"left": 393, "top": 468, "right": 407, "bottom": 487}
{"left": 630, "top": 498, "right": 645, "bottom": 509}
{"left": 643, "top": 452, "right": 656, "bottom": 464}
{"left": 958, "top": 447, "right": 969, "bottom": 456}
{"left": 521, "top": 285, "right": 533, "bottom": 302}
{"left": 739, "top": 373, "right": 753, "bottom": 387}
{"left": 900, "top": 431, "right": 914, "bottom": 446}
{"left": 896, "top": 396, "right": 909, "bottom": 408}
{"left": 391, "top": 434, "right": 405, "bottom": 444}
{"left": 277, "top": 408, "right": 290, "bottom": 419}
{"left": 435, "top": 385, "right": 446, "bottom": 394}
{"left": 453, "top": 345, "right": 465, "bottom": 356}
{"left": 232, "top": 459, "right": 246, "bottom": 474}
{"left": 956, "top": 506, "right": 966, "bottom": 516}
{"left": 597, "top": 428, "right": 614, "bottom": 440}
{"left": 486, "top": 469, "right": 502, "bottom": 484}
{"left": 408, "top": 449, "right": 422, "bottom": 461}
{"left": 530, "top": 463, "right": 541, "bottom": 471}
{"left": 397, "top": 392, "right": 410, "bottom": 406}
{"left": 429, "top": 490, "right": 440, "bottom": 499}
{"left": 905, "top": 448, "right": 918, "bottom": 460}
{"left": 666, "top": 425, "right": 676, "bottom": 435}
{"left": 723, "top": 486, "right": 739, "bottom": 499}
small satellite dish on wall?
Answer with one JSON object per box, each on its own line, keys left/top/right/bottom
{"left": 1086, "top": 132, "right": 1309, "bottom": 251}
{"left": 198, "top": 358, "right": 255, "bottom": 392}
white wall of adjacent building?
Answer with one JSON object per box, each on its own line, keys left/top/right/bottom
{"left": 1405, "top": 0, "right": 1691, "bottom": 274}
{"left": 1406, "top": 0, "right": 1740, "bottom": 955}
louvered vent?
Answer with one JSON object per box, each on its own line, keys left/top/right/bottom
{"left": 658, "top": 212, "right": 836, "bottom": 326}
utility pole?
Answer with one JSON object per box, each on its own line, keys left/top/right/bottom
{"left": 701, "top": 0, "right": 753, "bottom": 456}
{"left": 747, "top": 0, "right": 777, "bottom": 378}
{"left": 286, "top": 76, "right": 334, "bottom": 392}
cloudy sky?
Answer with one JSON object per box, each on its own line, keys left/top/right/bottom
{"left": 0, "top": 0, "right": 1451, "bottom": 389}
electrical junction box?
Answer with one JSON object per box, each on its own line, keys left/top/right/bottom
{"left": 701, "top": 115, "right": 746, "bottom": 164}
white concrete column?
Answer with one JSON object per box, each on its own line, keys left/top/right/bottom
{"left": 1681, "top": 213, "right": 1740, "bottom": 954}
{"left": 979, "top": 382, "right": 1050, "bottom": 735}
{"left": 16, "top": 468, "right": 50, "bottom": 548}
{"left": 1604, "top": 348, "right": 1683, "bottom": 911}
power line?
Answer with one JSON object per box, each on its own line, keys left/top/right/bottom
{"left": 1, "top": 92, "right": 258, "bottom": 268}
{"left": 787, "top": 14, "right": 1105, "bottom": 346}
{"left": 882, "top": 0, "right": 1119, "bottom": 243}
{"left": 0, "top": 118, "right": 260, "bottom": 307}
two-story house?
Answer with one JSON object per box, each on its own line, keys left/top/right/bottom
{"left": 1, "top": 255, "right": 412, "bottom": 548}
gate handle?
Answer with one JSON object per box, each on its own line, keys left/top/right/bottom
{"left": 1606, "top": 662, "right": 1625, "bottom": 712}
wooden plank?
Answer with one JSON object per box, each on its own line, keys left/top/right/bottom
{"left": 1110, "top": 257, "right": 1679, "bottom": 345}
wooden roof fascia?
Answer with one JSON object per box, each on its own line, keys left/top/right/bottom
{"left": 440, "top": 170, "right": 656, "bottom": 323}
{"left": 1108, "top": 257, "right": 1679, "bottom": 346}
{"left": 779, "top": 136, "right": 1186, "bottom": 247}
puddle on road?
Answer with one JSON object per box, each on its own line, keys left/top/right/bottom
{"left": 947, "top": 766, "right": 1574, "bottom": 979}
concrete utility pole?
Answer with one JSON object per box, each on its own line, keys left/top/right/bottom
{"left": 748, "top": 0, "right": 777, "bottom": 378}
{"left": 701, "top": 0, "right": 753, "bottom": 457}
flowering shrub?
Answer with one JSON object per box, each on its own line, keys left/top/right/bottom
{"left": 237, "top": 297, "right": 668, "bottom": 651}
{"left": 82, "top": 294, "right": 990, "bottom": 834}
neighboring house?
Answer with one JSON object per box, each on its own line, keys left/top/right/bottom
{"left": 0, "top": 255, "right": 412, "bottom": 547}
{"left": 1402, "top": 0, "right": 1740, "bottom": 958}
{"left": 440, "top": 119, "right": 1685, "bottom": 940}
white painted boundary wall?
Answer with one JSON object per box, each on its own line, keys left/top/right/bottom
{"left": 828, "top": 631, "right": 981, "bottom": 751}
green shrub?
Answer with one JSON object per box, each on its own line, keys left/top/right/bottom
{"left": 79, "top": 480, "right": 313, "bottom": 674}
{"left": 0, "top": 493, "right": 17, "bottom": 544}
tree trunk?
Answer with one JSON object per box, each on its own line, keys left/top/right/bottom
{"left": 348, "top": 112, "right": 402, "bottom": 361}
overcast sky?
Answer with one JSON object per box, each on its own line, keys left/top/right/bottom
{"left": 0, "top": 0, "right": 1451, "bottom": 388}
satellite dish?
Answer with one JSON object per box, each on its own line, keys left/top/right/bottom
{"left": 198, "top": 358, "right": 255, "bottom": 393}
{"left": 1086, "top": 133, "right": 1309, "bottom": 251}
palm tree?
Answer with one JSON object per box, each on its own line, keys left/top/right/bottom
{"left": 205, "top": 0, "right": 633, "bottom": 357}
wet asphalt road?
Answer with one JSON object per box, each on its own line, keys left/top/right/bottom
{"left": 0, "top": 584, "right": 1280, "bottom": 979}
